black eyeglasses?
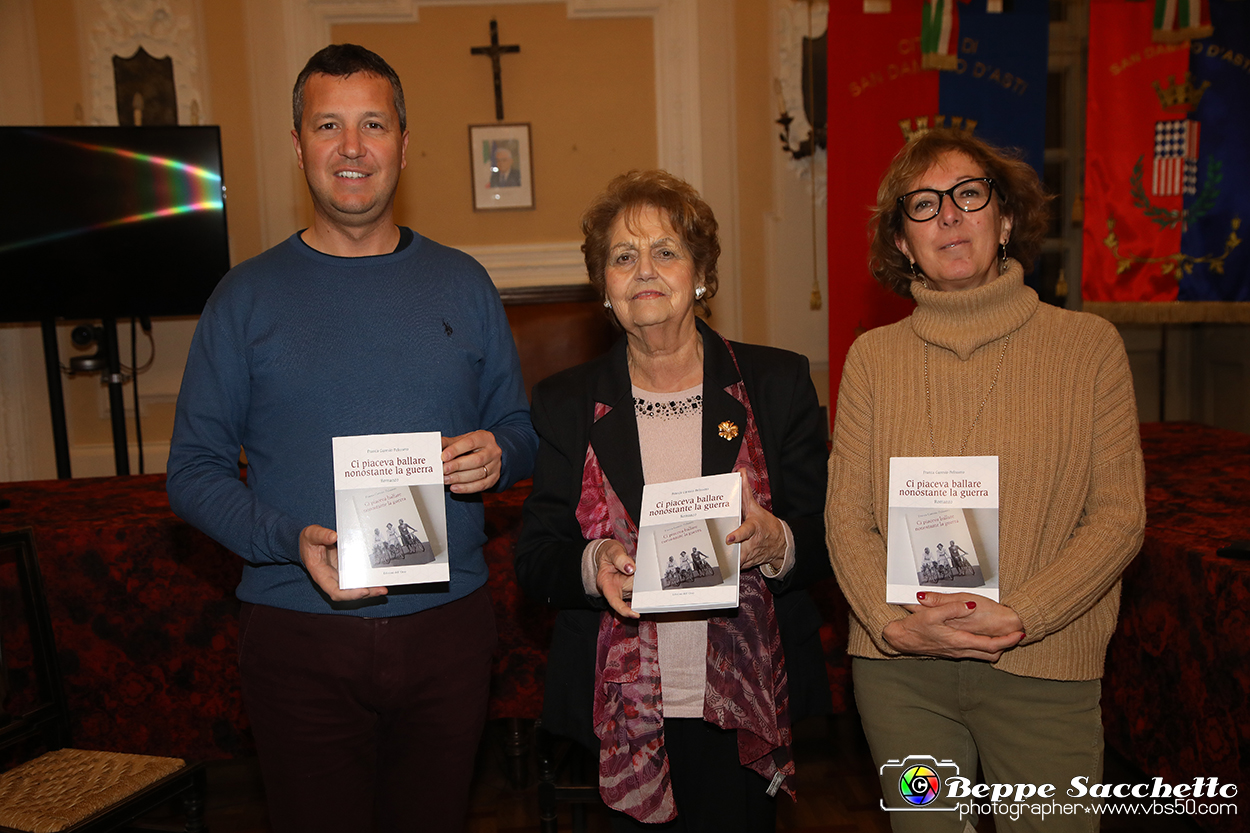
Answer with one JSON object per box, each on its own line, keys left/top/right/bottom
{"left": 898, "top": 178, "right": 996, "bottom": 222}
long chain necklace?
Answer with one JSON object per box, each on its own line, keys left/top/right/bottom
{"left": 924, "top": 335, "right": 1010, "bottom": 457}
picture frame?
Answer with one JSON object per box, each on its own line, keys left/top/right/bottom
{"left": 469, "top": 123, "right": 534, "bottom": 211}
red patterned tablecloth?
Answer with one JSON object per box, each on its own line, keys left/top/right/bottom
{"left": 1102, "top": 422, "right": 1250, "bottom": 831}
{"left": 0, "top": 475, "right": 552, "bottom": 760}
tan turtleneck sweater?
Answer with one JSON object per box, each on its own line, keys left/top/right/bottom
{"left": 826, "top": 263, "right": 1145, "bottom": 681}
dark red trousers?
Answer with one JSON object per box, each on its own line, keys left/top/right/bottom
{"left": 238, "top": 587, "right": 496, "bottom": 833}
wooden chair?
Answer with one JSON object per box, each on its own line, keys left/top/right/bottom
{"left": 536, "top": 720, "right": 600, "bottom": 833}
{"left": 0, "top": 528, "right": 206, "bottom": 833}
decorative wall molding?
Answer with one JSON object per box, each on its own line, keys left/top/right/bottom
{"left": 692, "top": 0, "right": 739, "bottom": 338}
{"left": 457, "top": 241, "right": 589, "bottom": 289}
{"left": 568, "top": 0, "right": 703, "bottom": 189}
{"left": 498, "top": 283, "right": 597, "bottom": 306}
{"left": 75, "top": 0, "right": 212, "bottom": 125}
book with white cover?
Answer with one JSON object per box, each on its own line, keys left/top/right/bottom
{"left": 885, "top": 456, "right": 1000, "bottom": 603}
{"left": 332, "top": 432, "right": 448, "bottom": 589}
{"left": 631, "top": 472, "right": 742, "bottom": 613}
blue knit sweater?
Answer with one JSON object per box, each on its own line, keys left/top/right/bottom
{"left": 167, "top": 230, "right": 537, "bottom": 616}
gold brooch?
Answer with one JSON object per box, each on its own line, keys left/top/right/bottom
{"left": 717, "top": 421, "right": 739, "bottom": 441}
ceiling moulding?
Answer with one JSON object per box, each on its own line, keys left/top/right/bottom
{"left": 75, "top": 0, "right": 212, "bottom": 125}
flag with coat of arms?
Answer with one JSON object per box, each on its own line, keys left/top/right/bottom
{"left": 827, "top": 0, "right": 1048, "bottom": 417}
{"left": 1082, "top": 0, "right": 1248, "bottom": 302}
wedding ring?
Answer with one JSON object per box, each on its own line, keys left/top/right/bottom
{"left": 481, "top": 465, "right": 489, "bottom": 479}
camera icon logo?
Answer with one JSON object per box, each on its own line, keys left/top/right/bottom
{"left": 899, "top": 763, "right": 941, "bottom": 805}
{"left": 879, "top": 755, "right": 960, "bottom": 812}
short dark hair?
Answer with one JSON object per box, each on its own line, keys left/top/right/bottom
{"left": 581, "top": 170, "right": 720, "bottom": 318}
{"left": 868, "top": 128, "right": 1052, "bottom": 298}
{"left": 292, "top": 44, "right": 406, "bottom": 132}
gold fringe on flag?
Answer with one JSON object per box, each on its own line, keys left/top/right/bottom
{"left": 1152, "top": 0, "right": 1215, "bottom": 44}
{"left": 1084, "top": 301, "right": 1250, "bottom": 324}
{"left": 920, "top": 0, "right": 964, "bottom": 71}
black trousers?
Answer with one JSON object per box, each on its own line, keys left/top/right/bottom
{"left": 606, "top": 717, "right": 779, "bottom": 833}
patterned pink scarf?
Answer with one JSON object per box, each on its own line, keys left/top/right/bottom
{"left": 576, "top": 338, "right": 794, "bottom": 823}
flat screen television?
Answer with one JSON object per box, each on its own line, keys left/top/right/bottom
{"left": 0, "top": 126, "right": 230, "bottom": 323}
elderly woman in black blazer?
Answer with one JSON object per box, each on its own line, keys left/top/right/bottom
{"left": 515, "top": 170, "right": 832, "bottom": 832}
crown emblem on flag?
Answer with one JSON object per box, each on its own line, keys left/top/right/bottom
{"left": 1152, "top": 73, "right": 1211, "bottom": 111}
{"left": 898, "top": 115, "right": 977, "bottom": 142}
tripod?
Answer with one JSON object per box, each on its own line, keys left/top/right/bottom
{"left": 40, "top": 316, "right": 131, "bottom": 477}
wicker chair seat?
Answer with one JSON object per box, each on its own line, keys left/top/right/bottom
{"left": 0, "top": 749, "right": 186, "bottom": 833}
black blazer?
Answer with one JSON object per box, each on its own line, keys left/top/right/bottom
{"left": 515, "top": 319, "right": 833, "bottom": 749}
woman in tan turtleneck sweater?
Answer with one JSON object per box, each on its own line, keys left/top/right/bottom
{"left": 826, "top": 130, "right": 1145, "bottom": 833}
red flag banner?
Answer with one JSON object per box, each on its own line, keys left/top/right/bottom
{"left": 826, "top": 2, "right": 930, "bottom": 415}
{"left": 1083, "top": 2, "right": 1190, "bottom": 302}
{"left": 1083, "top": 0, "right": 1249, "bottom": 316}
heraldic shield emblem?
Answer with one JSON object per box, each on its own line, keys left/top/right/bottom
{"left": 1084, "top": 1, "right": 1248, "bottom": 302}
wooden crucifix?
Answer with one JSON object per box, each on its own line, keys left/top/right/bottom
{"left": 470, "top": 19, "right": 520, "bottom": 121}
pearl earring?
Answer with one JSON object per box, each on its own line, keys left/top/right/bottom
{"left": 694, "top": 286, "right": 705, "bottom": 299}
{"left": 603, "top": 299, "right": 612, "bottom": 310}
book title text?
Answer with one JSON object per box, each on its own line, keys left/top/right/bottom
{"left": 342, "top": 455, "right": 435, "bottom": 479}
{"left": 897, "top": 478, "right": 990, "bottom": 499}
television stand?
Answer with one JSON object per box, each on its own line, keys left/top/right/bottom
{"left": 40, "top": 316, "right": 131, "bottom": 478}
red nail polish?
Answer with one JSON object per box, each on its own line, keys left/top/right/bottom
{"left": 966, "top": 601, "right": 976, "bottom": 610}
{"left": 916, "top": 592, "right": 926, "bottom": 601}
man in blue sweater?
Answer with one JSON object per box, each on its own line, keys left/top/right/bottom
{"left": 167, "top": 44, "right": 537, "bottom": 833}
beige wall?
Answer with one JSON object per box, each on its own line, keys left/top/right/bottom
{"left": 334, "top": 6, "right": 656, "bottom": 247}
{"left": 0, "top": 0, "right": 830, "bottom": 481}
{"left": 32, "top": 0, "right": 81, "bottom": 125}
{"left": 734, "top": 0, "right": 773, "bottom": 348}
{"left": 205, "top": 0, "right": 262, "bottom": 265}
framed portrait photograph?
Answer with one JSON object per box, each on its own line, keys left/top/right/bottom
{"left": 469, "top": 123, "right": 534, "bottom": 211}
